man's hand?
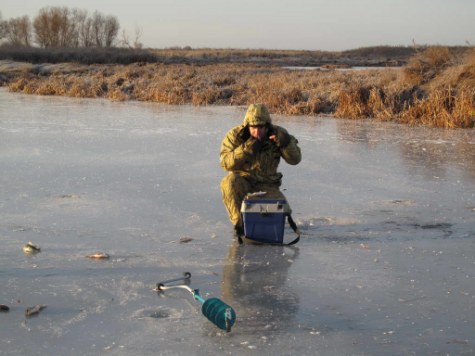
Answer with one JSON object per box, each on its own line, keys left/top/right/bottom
{"left": 237, "top": 126, "right": 250, "bottom": 142}
{"left": 269, "top": 130, "right": 291, "bottom": 148}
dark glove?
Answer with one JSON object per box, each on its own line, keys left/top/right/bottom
{"left": 245, "top": 137, "right": 262, "bottom": 154}
{"left": 274, "top": 130, "right": 291, "bottom": 148}
{"left": 237, "top": 126, "right": 250, "bottom": 142}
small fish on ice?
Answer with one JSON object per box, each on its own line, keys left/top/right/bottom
{"left": 25, "top": 305, "right": 47, "bottom": 317}
{"left": 85, "top": 252, "right": 110, "bottom": 259}
{"left": 23, "top": 242, "right": 41, "bottom": 255}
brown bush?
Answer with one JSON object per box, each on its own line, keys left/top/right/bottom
{"left": 404, "top": 46, "right": 453, "bottom": 86}
{"left": 8, "top": 77, "right": 29, "bottom": 91}
{"left": 36, "top": 82, "right": 59, "bottom": 95}
{"left": 399, "top": 88, "right": 474, "bottom": 128}
{"left": 335, "top": 86, "right": 372, "bottom": 119}
{"left": 428, "top": 48, "right": 475, "bottom": 92}
{"left": 106, "top": 87, "right": 128, "bottom": 101}
{"left": 191, "top": 87, "right": 221, "bottom": 105}
{"left": 368, "top": 87, "right": 395, "bottom": 121}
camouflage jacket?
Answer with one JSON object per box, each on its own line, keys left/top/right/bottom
{"left": 220, "top": 124, "right": 301, "bottom": 186}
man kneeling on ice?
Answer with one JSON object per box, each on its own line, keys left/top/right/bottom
{"left": 220, "top": 103, "right": 302, "bottom": 237}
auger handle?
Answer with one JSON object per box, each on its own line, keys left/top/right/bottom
{"left": 156, "top": 272, "right": 191, "bottom": 291}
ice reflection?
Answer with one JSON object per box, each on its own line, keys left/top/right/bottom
{"left": 400, "top": 138, "right": 475, "bottom": 180}
{"left": 222, "top": 243, "right": 299, "bottom": 333}
{"left": 333, "top": 118, "right": 475, "bottom": 182}
{"left": 335, "top": 119, "right": 390, "bottom": 148}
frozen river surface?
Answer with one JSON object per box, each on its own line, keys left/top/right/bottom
{"left": 1, "top": 89, "right": 474, "bottom": 355}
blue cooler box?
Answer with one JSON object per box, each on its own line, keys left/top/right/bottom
{"left": 240, "top": 198, "right": 291, "bottom": 243}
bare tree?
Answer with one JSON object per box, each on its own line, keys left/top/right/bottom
{"left": 8, "top": 6, "right": 123, "bottom": 48}
{"left": 33, "top": 9, "right": 49, "bottom": 47}
{"left": 0, "top": 13, "right": 6, "bottom": 41}
{"left": 33, "top": 6, "right": 120, "bottom": 48}
{"left": 91, "top": 11, "right": 105, "bottom": 47}
{"left": 72, "top": 8, "right": 93, "bottom": 47}
{"left": 67, "top": 8, "right": 82, "bottom": 48}
{"left": 56, "top": 7, "right": 76, "bottom": 47}
{"left": 3, "top": 16, "right": 32, "bottom": 47}
{"left": 83, "top": 17, "right": 94, "bottom": 47}
{"left": 120, "top": 26, "right": 143, "bottom": 49}
{"left": 120, "top": 29, "right": 130, "bottom": 48}
{"left": 103, "top": 15, "right": 119, "bottom": 47}
{"left": 90, "top": 12, "right": 119, "bottom": 47}
{"left": 132, "top": 26, "right": 143, "bottom": 49}
{"left": 33, "top": 7, "right": 72, "bottom": 47}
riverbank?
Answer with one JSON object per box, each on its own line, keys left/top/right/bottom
{"left": 1, "top": 46, "right": 474, "bottom": 128}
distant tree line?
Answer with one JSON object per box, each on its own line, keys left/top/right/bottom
{"left": 0, "top": 7, "right": 121, "bottom": 48}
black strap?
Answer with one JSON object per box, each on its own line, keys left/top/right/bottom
{"left": 285, "top": 214, "right": 300, "bottom": 245}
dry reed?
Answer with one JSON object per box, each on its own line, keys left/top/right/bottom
{"left": 3, "top": 46, "right": 474, "bottom": 128}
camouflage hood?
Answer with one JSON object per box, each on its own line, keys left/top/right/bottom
{"left": 243, "top": 104, "right": 272, "bottom": 126}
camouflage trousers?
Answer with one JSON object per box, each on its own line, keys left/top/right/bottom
{"left": 220, "top": 172, "right": 286, "bottom": 226}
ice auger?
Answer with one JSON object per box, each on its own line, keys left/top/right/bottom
{"left": 155, "top": 272, "right": 236, "bottom": 332}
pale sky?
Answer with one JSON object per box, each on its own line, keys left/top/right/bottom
{"left": 1, "top": 0, "right": 474, "bottom": 50}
